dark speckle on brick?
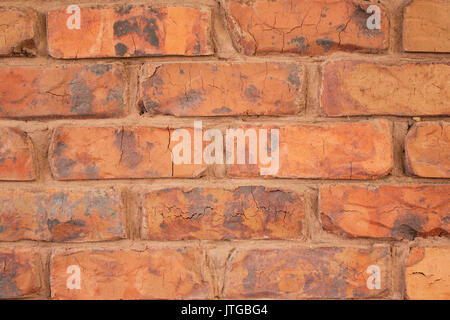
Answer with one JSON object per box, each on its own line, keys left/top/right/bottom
{"left": 114, "top": 43, "right": 128, "bottom": 56}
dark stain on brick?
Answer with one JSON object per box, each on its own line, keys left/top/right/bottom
{"left": 113, "top": 19, "right": 139, "bottom": 38}
{"left": 0, "top": 253, "right": 21, "bottom": 298}
{"left": 69, "top": 78, "right": 94, "bottom": 114}
{"left": 287, "top": 67, "right": 300, "bottom": 86}
{"left": 316, "top": 37, "right": 334, "bottom": 52}
{"left": 115, "top": 5, "right": 133, "bottom": 15}
{"left": 113, "top": 129, "right": 143, "bottom": 169}
{"left": 143, "top": 18, "right": 160, "bottom": 47}
{"left": 84, "top": 164, "right": 99, "bottom": 179}
{"left": 177, "top": 89, "right": 205, "bottom": 110}
{"left": 244, "top": 85, "right": 261, "bottom": 103}
{"left": 114, "top": 43, "right": 128, "bottom": 56}
{"left": 212, "top": 106, "right": 232, "bottom": 114}
{"left": 87, "top": 64, "right": 112, "bottom": 76}
{"left": 54, "top": 158, "right": 76, "bottom": 179}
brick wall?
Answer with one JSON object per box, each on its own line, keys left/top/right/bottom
{"left": 0, "top": 0, "right": 448, "bottom": 300}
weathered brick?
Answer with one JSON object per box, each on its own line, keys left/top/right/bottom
{"left": 0, "top": 248, "right": 41, "bottom": 298}
{"left": 321, "top": 61, "right": 450, "bottom": 116}
{"left": 223, "top": 246, "right": 390, "bottom": 299}
{"left": 0, "top": 128, "right": 34, "bottom": 181}
{"left": 227, "top": 120, "right": 393, "bottom": 179}
{"left": 141, "top": 186, "right": 304, "bottom": 240}
{"left": 48, "top": 126, "right": 207, "bottom": 180}
{"left": 47, "top": 5, "right": 213, "bottom": 58}
{"left": 221, "top": 0, "right": 389, "bottom": 55}
{"left": 405, "top": 122, "right": 450, "bottom": 178}
{"left": 51, "top": 247, "right": 210, "bottom": 299}
{"left": 403, "top": 0, "right": 450, "bottom": 53}
{"left": 0, "top": 189, "right": 125, "bottom": 242}
{"left": 0, "top": 64, "right": 125, "bottom": 119}
{"left": 0, "top": 7, "right": 37, "bottom": 56}
{"left": 139, "top": 62, "right": 305, "bottom": 116}
{"left": 320, "top": 185, "right": 450, "bottom": 240}
{"left": 405, "top": 247, "right": 450, "bottom": 300}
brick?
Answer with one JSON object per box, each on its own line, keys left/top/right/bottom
{"left": 50, "top": 247, "right": 210, "bottom": 299}
{"left": 0, "top": 64, "right": 125, "bottom": 119}
{"left": 321, "top": 61, "right": 450, "bottom": 116}
{"left": 0, "top": 248, "right": 41, "bottom": 298}
{"left": 0, "top": 189, "right": 125, "bottom": 242}
{"left": 223, "top": 246, "right": 390, "bottom": 299}
{"left": 220, "top": 0, "right": 388, "bottom": 55}
{"left": 403, "top": 0, "right": 450, "bottom": 52}
{"left": 227, "top": 120, "right": 393, "bottom": 179}
{"left": 405, "top": 247, "right": 450, "bottom": 300}
{"left": 320, "top": 185, "right": 450, "bottom": 240}
{"left": 49, "top": 126, "right": 207, "bottom": 180}
{"left": 139, "top": 62, "right": 305, "bottom": 116}
{"left": 0, "top": 7, "right": 37, "bottom": 56}
{"left": 405, "top": 122, "right": 450, "bottom": 178}
{"left": 0, "top": 128, "right": 34, "bottom": 181}
{"left": 47, "top": 5, "right": 212, "bottom": 58}
{"left": 141, "top": 186, "right": 304, "bottom": 240}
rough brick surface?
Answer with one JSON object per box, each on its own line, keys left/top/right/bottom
{"left": 48, "top": 126, "right": 208, "bottom": 180}
{"left": 403, "top": 0, "right": 450, "bottom": 52}
{"left": 320, "top": 185, "right": 450, "bottom": 240}
{"left": 51, "top": 248, "right": 210, "bottom": 299}
{"left": 321, "top": 61, "right": 450, "bottom": 116}
{"left": 0, "top": 128, "right": 34, "bottom": 181}
{"left": 405, "top": 122, "right": 450, "bottom": 178}
{"left": 0, "top": 248, "right": 40, "bottom": 298}
{"left": 48, "top": 5, "right": 213, "bottom": 58}
{"left": 141, "top": 186, "right": 304, "bottom": 240}
{"left": 0, "top": 189, "right": 125, "bottom": 241}
{"left": 405, "top": 247, "right": 450, "bottom": 300}
{"left": 221, "top": 0, "right": 389, "bottom": 55}
{"left": 139, "top": 62, "right": 305, "bottom": 116}
{"left": 228, "top": 120, "right": 393, "bottom": 179}
{"left": 0, "top": 7, "right": 37, "bottom": 56}
{"left": 0, "top": 64, "right": 125, "bottom": 119}
{"left": 223, "top": 246, "right": 390, "bottom": 299}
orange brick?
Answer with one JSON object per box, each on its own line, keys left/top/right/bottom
{"left": 0, "top": 248, "right": 41, "bottom": 298}
{"left": 50, "top": 247, "right": 210, "bottom": 299}
{"left": 48, "top": 126, "right": 207, "bottom": 180}
{"left": 141, "top": 186, "right": 304, "bottom": 240}
{"left": 47, "top": 5, "right": 213, "bottom": 58}
{"left": 0, "top": 7, "right": 37, "bottom": 56}
{"left": 139, "top": 62, "right": 305, "bottom": 116}
{"left": 321, "top": 61, "right": 450, "bottom": 116}
{"left": 320, "top": 185, "right": 450, "bottom": 240}
{"left": 0, "top": 64, "right": 125, "bottom": 119}
{"left": 223, "top": 246, "right": 390, "bottom": 298}
{"left": 0, "top": 189, "right": 125, "bottom": 242}
{"left": 227, "top": 120, "right": 393, "bottom": 179}
{"left": 403, "top": 0, "right": 450, "bottom": 53}
{"left": 221, "top": 0, "right": 389, "bottom": 55}
{"left": 405, "top": 247, "right": 450, "bottom": 300}
{"left": 405, "top": 122, "right": 450, "bottom": 178}
{"left": 0, "top": 128, "right": 34, "bottom": 181}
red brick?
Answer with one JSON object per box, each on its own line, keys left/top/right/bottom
{"left": 221, "top": 0, "right": 389, "bottom": 55}
{"left": 405, "top": 247, "right": 450, "bottom": 300}
{"left": 141, "top": 186, "right": 304, "bottom": 240}
{"left": 48, "top": 126, "right": 206, "bottom": 180}
{"left": 0, "top": 127, "right": 34, "bottom": 181}
{"left": 403, "top": 0, "right": 450, "bottom": 53}
{"left": 0, "top": 7, "right": 37, "bottom": 56}
{"left": 320, "top": 185, "right": 450, "bottom": 240}
{"left": 223, "top": 246, "right": 390, "bottom": 299}
{"left": 405, "top": 122, "right": 450, "bottom": 178}
{"left": 47, "top": 5, "right": 213, "bottom": 58}
{"left": 0, "top": 248, "right": 41, "bottom": 298}
{"left": 0, "top": 189, "right": 125, "bottom": 242}
{"left": 50, "top": 247, "right": 210, "bottom": 299}
{"left": 321, "top": 61, "right": 450, "bottom": 116}
{"left": 227, "top": 120, "right": 393, "bottom": 179}
{"left": 139, "top": 62, "right": 305, "bottom": 116}
{"left": 0, "top": 64, "right": 125, "bottom": 119}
